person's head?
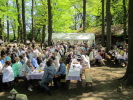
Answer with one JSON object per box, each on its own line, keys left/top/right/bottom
{"left": 46, "top": 60, "right": 51, "bottom": 67}
{"left": 2, "top": 55, "right": 6, "bottom": 59}
{"left": 70, "top": 52, "right": 73, "bottom": 56}
{"left": 33, "top": 53, "right": 38, "bottom": 58}
{"left": 22, "top": 53, "right": 26, "bottom": 57}
{"left": 26, "top": 59, "right": 31, "bottom": 66}
{"left": 51, "top": 56, "right": 55, "bottom": 60}
{"left": 19, "top": 55, "right": 23, "bottom": 60}
{"left": 5, "top": 61, "right": 11, "bottom": 67}
{"left": 15, "top": 57, "right": 20, "bottom": 62}
{"left": 59, "top": 58, "right": 64, "bottom": 64}
{"left": 7, "top": 52, "right": 11, "bottom": 56}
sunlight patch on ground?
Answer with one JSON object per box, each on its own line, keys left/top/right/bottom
{"left": 79, "top": 97, "right": 104, "bottom": 100}
{"left": 0, "top": 92, "right": 5, "bottom": 96}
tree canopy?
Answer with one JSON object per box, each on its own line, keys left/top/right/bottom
{"left": 0, "top": 0, "right": 129, "bottom": 42}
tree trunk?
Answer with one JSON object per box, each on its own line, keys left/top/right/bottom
{"left": 83, "top": 0, "right": 86, "bottom": 32}
{"left": 47, "top": 0, "right": 52, "bottom": 46}
{"left": 6, "top": 2, "right": 10, "bottom": 43}
{"left": 120, "top": 0, "right": 133, "bottom": 86}
{"left": 42, "top": 25, "right": 46, "bottom": 45}
{"left": 35, "top": 28, "right": 40, "bottom": 40}
{"left": 31, "top": 0, "right": 34, "bottom": 41}
{"left": 106, "top": 0, "right": 112, "bottom": 52}
{"left": 123, "top": 0, "right": 127, "bottom": 42}
{"left": 0, "top": 18, "right": 3, "bottom": 39}
{"left": 16, "top": 0, "right": 22, "bottom": 43}
{"left": 101, "top": 0, "right": 105, "bottom": 46}
{"left": 41, "top": 25, "right": 46, "bottom": 49}
{"left": 22, "top": 0, "right": 26, "bottom": 44}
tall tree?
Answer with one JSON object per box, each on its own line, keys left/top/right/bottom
{"left": 120, "top": 0, "right": 133, "bottom": 86}
{"left": 31, "top": 0, "right": 34, "bottom": 41}
{"left": 22, "top": 0, "right": 26, "bottom": 44}
{"left": 47, "top": 0, "right": 52, "bottom": 46}
{"left": 6, "top": 1, "right": 10, "bottom": 43}
{"left": 106, "top": 0, "right": 112, "bottom": 52}
{"left": 123, "top": 0, "right": 127, "bottom": 42}
{"left": 0, "top": 19, "right": 3, "bottom": 39}
{"left": 101, "top": 0, "right": 105, "bottom": 46}
{"left": 83, "top": 0, "right": 86, "bottom": 32}
{"left": 16, "top": 0, "right": 22, "bottom": 43}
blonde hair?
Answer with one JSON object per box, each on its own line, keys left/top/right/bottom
{"left": 15, "top": 57, "right": 20, "bottom": 62}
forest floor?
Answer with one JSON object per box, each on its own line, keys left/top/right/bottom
{"left": 1, "top": 60, "right": 133, "bottom": 100}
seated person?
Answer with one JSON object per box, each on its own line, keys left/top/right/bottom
{"left": 66, "top": 52, "right": 73, "bottom": 64}
{"left": 53, "top": 58, "right": 66, "bottom": 89}
{"left": 12, "top": 57, "right": 21, "bottom": 83}
{"left": 31, "top": 54, "right": 39, "bottom": 68}
{"left": 0, "top": 55, "right": 6, "bottom": 65}
{"left": 40, "top": 60, "right": 55, "bottom": 95}
{"left": 92, "top": 52, "right": 105, "bottom": 66}
{"left": 19, "top": 60, "right": 35, "bottom": 91}
{"left": 0, "top": 61, "right": 14, "bottom": 88}
{"left": 99, "top": 50, "right": 107, "bottom": 60}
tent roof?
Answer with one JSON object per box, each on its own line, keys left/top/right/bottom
{"left": 46, "top": 33, "right": 95, "bottom": 40}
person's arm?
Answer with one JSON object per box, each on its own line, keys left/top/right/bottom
{"left": 23, "top": 71, "right": 28, "bottom": 79}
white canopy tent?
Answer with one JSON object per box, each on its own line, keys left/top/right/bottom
{"left": 46, "top": 33, "right": 95, "bottom": 46}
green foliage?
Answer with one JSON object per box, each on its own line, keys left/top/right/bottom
{"left": 0, "top": 0, "right": 129, "bottom": 42}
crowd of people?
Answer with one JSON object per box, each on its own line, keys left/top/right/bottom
{"left": 0, "top": 40, "right": 128, "bottom": 95}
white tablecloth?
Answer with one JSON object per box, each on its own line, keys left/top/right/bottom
{"left": 94, "top": 55, "right": 102, "bottom": 59}
{"left": 66, "top": 68, "right": 81, "bottom": 81}
{"left": 116, "top": 54, "right": 124, "bottom": 59}
{"left": 28, "top": 71, "right": 44, "bottom": 80}
{"left": 66, "top": 59, "right": 82, "bottom": 81}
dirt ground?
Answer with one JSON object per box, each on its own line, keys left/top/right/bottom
{"left": 1, "top": 60, "right": 133, "bottom": 100}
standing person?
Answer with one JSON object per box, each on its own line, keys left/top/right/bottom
{"left": 0, "top": 61, "right": 14, "bottom": 88}
{"left": 53, "top": 58, "right": 66, "bottom": 89}
{"left": 40, "top": 60, "right": 55, "bottom": 95}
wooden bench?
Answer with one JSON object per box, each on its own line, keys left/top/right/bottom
{"left": 60, "top": 79, "right": 66, "bottom": 83}
{"left": 85, "top": 69, "right": 93, "bottom": 91}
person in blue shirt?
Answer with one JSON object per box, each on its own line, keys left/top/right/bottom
{"left": 53, "top": 58, "right": 66, "bottom": 89}
{"left": 0, "top": 55, "right": 6, "bottom": 65}
{"left": 40, "top": 60, "right": 55, "bottom": 95}
{"left": 6, "top": 52, "right": 11, "bottom": 61}
{"left": 31, "top": 54, "right": 39, "bottom": 68}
